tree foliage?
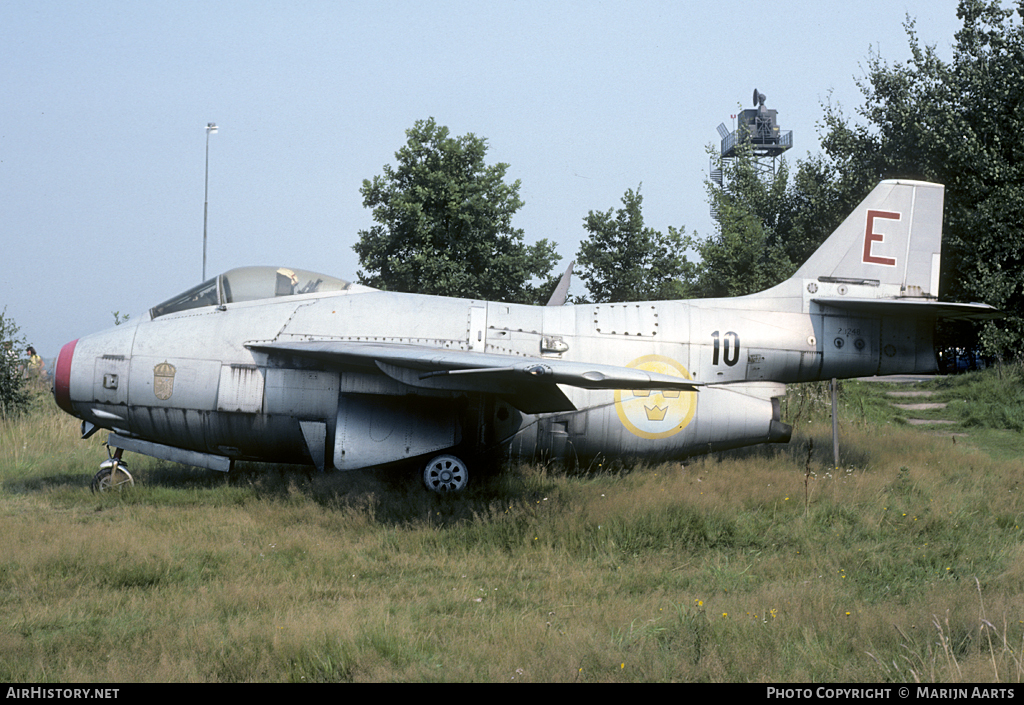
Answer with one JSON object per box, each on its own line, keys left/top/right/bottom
{"left": 575, "top": 186, "right": 691, "bottom": 303}
{"left": 683, "top": 144, "right": 796, "bottom": 298}
{"left": 805, "top": 0, "right": 1024, "bottom": 355}
{"left": 354, "top": 118, "right": 560, "bottom": 304}
{"left": 0, "top": 308, "right": 29, "bottom": 417}
{"left": 686, "top": 2, "right": 1024, "bottom": 354}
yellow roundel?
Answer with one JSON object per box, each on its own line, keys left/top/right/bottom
{"left": 614, "top": 355, "right": 697, "bottom": 439}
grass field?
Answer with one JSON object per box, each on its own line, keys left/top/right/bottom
{"left": 1, "top": 370, "right": 1023, "bottom": 683}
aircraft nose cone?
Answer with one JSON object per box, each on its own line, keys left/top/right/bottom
{"left": 53, "top": 339, "right": 78, "bottom": 415}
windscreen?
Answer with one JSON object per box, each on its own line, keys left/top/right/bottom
{"left": 149, "top": 277, "right": 220, "bottom": 318}
{"left": 150, "top": 266, "right": 354, "bottom": 319}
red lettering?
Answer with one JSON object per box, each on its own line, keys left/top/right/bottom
{"left": 863, "top": 210, "right": 900, "bottom": 266}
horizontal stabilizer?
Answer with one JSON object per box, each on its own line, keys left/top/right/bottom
{"left": 812, "top": 297, "right": 1002, "bottom": 320}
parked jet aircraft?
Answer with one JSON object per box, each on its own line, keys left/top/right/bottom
{"left": 53, "top": 180, "right": 997, "bottom": 492}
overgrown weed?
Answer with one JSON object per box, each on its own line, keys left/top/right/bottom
{"left": 2, "top": 374, "right": 1022, "bottom": 681}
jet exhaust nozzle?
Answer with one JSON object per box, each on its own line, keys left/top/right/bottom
{"left": 768, "top": 420, "right": 793, "bottom": 444}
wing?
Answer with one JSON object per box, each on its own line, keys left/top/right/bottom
{"left": 246, "top": 340, "right": 702, "bottom": 414}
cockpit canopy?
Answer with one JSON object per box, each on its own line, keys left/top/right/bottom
{"left": 150, "top": 266, "right": 357, "bottom": 319}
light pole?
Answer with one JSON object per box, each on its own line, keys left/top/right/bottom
{"left": 203, "top": 122, "right": 218, "bottom": 281}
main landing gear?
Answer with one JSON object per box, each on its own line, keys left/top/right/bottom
{"left": 423, "top": 454, "right": 468, "bottom": 493}
{"left": 91, "top": 447, "right": 134, "bottom": 493}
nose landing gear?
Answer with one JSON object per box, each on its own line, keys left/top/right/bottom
{"left": 91, "top": 447, "right": 134, "bottom": 493}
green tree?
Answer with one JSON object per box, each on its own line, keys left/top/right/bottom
{"left": 354, "top": 118, "right": 560, "bottom": 304}
{"left": 683, "top": 144, "right": 795, "bottom": 298}
{"left": 575, "top": 186, "right": 691, "bottom": 303}
{"left": 810, "top": 0, "right": 1024, "bottom": 355}
{"left": 0, "top": 308, "right": 29, "bottom": 417}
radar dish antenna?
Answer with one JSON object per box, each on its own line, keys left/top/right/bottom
{"left": 753, "top": 88, "right": 767, "bottom": 111}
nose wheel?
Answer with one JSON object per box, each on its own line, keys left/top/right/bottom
{"left": 423, "top": 454, "right": 468, "bottom": 493}
{"left": 91, "top": 448, "right": 134, "bottom": 493}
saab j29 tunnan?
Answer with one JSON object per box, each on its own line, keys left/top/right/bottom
{"left": 53, "top": 180, "right": 997, "bottom": 492}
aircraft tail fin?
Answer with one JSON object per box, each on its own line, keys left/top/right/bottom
{"left": 792, "top": 180, "right": 943, "bottom": 298}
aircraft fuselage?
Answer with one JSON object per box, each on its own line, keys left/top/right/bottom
{"left": 56, "top": 281, "right": 934, "bottom": 471}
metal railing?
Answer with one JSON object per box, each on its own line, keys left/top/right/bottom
{"left": 721, "top": 129, "right": 792, "bottom": 156}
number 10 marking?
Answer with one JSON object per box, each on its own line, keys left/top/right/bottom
{"left": 712, "top": 331, "right": 740, "bottom": 366}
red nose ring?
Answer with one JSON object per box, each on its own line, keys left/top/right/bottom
{"left": 54, "top": 339, "right": 78, "bottom": 415}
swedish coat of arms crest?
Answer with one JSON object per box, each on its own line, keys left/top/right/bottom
{"left": 153, "top": 361, "right": 176, "bottom": 400}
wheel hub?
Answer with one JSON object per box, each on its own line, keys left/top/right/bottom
{"left": 423, "top": 454, "right": 468, "bottom": 492}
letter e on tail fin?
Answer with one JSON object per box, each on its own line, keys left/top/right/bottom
{"left": 863, "top": 210, "right": 900, "bottom": 266}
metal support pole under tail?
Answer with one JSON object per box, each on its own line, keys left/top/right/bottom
{"left": 831, "top": 378, "right": 840, "bottom": 471}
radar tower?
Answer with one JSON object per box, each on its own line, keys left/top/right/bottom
{"left": 711, "top": 88, "right": 793, "bottom": 221}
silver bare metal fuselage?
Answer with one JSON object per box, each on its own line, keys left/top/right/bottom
{"left": 65, "top": 276, "right": 934, "bottom": 471}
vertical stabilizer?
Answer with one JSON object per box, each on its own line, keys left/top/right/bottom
{"left": 793, "top": 180, "right": 943, "bottom": 298}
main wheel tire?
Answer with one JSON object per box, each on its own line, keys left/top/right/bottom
{"left": 91, "top": 464, "right": 134, "bottom": 493}
{"left": 423, "top": 454, "right": 468, "bottom": 493}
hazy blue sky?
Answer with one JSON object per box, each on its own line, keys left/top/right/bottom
{"left": 3, "top": 0, "right": 965, "bottom": 357}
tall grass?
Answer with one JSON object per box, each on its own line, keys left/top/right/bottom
{"left": 1, "top": 376, "right": 1022, "bottom": 682}
{"left": 933, "top": 361, "right": 1024, "bottom": 433}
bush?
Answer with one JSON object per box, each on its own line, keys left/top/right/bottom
{"left": 0, "top": 308, "right": 30, "bottom": 417}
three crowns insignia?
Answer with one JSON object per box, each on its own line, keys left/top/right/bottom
{"left": 632, "top": 388, "right": 680, "bottom": 422}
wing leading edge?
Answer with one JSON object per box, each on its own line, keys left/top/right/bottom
{"left": 246, "top": 340, "right": 702, "bottom": 414}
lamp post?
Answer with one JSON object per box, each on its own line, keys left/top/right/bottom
{"left": 203, "top": 122, "right": 218, "bottom": 281}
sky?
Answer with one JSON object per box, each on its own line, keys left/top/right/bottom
{"left": 2, "top": 0, "right": 967, "bottom": 359}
